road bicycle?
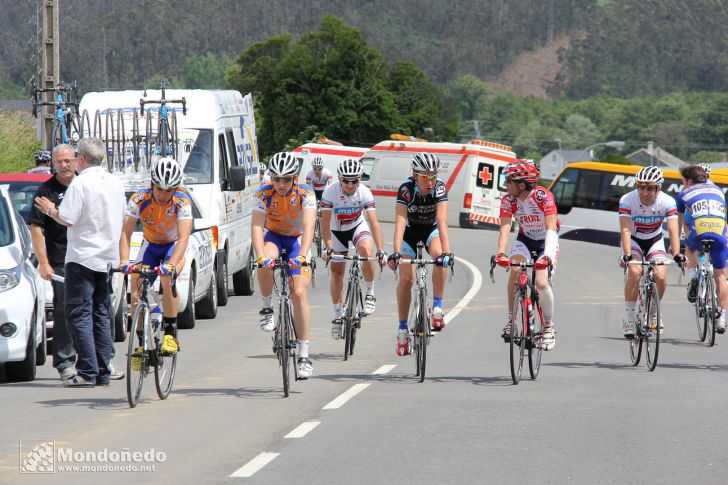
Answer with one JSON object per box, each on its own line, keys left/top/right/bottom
{"left": 108, "top": 264, "right": 178, "bottom": 408}
{"left": 490, "top": 251, "right": 550, "bottom": 385}
{"left": 313, "top": 206, "right": 323, "bottom": 259}
{"left": 327, "top": 253, "right": 380, "bottom": 360}
{"left": 256, "top": 251, "right": 309, "bottom": 397}
{"left": 139, "top": 80, "right": 187, "bottom": 167}
{"left": 32, "top": 81, "right": 80, "bottom": 148}
{"left": 398, "top": 242, "right": 454, "bottom": 382}
{"left": 692, "top": 240, "right": 719, "bottom": 346}
{"left": 625, "top": 259, "right": 680, "bottom": 371}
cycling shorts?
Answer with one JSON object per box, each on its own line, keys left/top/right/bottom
{"left": 510, "top": 233, "right": 560, "bottom": 264}
{"left": 630, "top": 234, "right": 667, "bottom": 261}
{"left": 133, "top": 240, "right": 177, "bottom": 284}
{"left": 264, "top": 231, "right": 311, "bottom": 278}
{"left": 401, "top": 224, "right": 439, "bottom": 258}
{"left": 686, "top": 230, "right": 728, "bottom": 270}
{"left": 331, "top": 221, "right": 372, "bottom": 254}
{"left": 314, "top": 189, "right": 324, "bottom": 202}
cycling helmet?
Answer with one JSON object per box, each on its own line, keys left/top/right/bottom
{"left": 268, "top": 152, "right": 299, "bottom": 177}
{"left": 635, "top": 166, "right": 664, "bottom": 186}
{"left": 151, "top": 157, "right": 184, "bottom": 189}
{"left": 698, "top": 163, "right": 712, "bottom": 177}
{"left": 504, "top": 159, "right": 540, "bottom": 183}
{"left": 411, "top": 152, "right": 441, "bottom": 172}
{"left": 337, "top": 158, "right": 363, "bottom": 178}
{"left": 525, "top": 158, "right": 540, "bottom": 170}
{"left": 34, "top": 149, "right": 52, "bottom": 165}
{"left": 312, "top": 156, "right": 325, "bottom": 168}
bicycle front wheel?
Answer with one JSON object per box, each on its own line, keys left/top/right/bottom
{"left": 706, "top": 275, "right": 717, "bottom": 347}
{"left": 415, "top": 289, "right": 428, "bottom": 382}
{"left": 126, "top": 304, "right": 148, "bottom": 408}
{"left": 314, "top": 217, "right": 322, "bottom": 258}
{"left": 645, "top": 284, "right": 661, "bottom": 371}
{"left": 154, "top": 326, "right": 177, "bottom": 400}
{"left": 279, "top": 304, "right": 290, "bottom": 398}
{"left": 528, "top": 300, "right": 544, "bottom": 380}
{"left": 342, "top": 280, "right": 357, "bottom": 361}
{"left": 510, "top": 293, "right": 526, "bottom": 384}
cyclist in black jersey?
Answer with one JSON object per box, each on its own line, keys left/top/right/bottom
{"left": 387, "top": 152, "right": 454, "bottom": 356}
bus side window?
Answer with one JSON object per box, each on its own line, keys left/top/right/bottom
{"left": 574, "top": 170, "right": 602, "bottom": 209}
{"left": 551, "top": 168, "right": 577, "bottom": 214}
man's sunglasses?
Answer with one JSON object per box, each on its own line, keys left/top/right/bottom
{"left": 272, "top": 176, "right": 294, "bottom": 183}
{"left": 637, "top": 184, "right": 658, "bottom": 191}
{"left": 341, "top": 178, "right": 360, "bottom": 185}
{"left": 415, "top": 173, "right": 437, "bottom": 182}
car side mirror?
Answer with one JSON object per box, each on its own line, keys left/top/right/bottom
{"left": 229, "top": 166, "right": 245, "bottom": 191}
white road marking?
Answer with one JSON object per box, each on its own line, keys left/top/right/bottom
{"left": 372, "top": 364, "right": 396, "bottom": 375}
{"left": 284, "top": 421, "right": 321, "bottom": 438}
{"left": 444, "top": 256, "right": 483, "bottom": 325}
{"left": 230, "top": 452, "right": 279, "bottom": 478}
{"left": 322, "top": 383, "right": 371, "bottom": 410}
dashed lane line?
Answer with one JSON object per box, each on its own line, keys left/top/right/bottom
{"left": 372, "top": 364, "right": 396, "bottom": 375}
{"left": 230, "top": 452, "right": 279, "bottom": 478}
{"left": 322, "top": 383, "right": 371, "bottom": 410}
{"left": 284, "top": 421, "right": 321, "bottom": 439}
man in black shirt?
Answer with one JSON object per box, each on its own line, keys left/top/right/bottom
{"left": 28, "top": 144, "right": 78, "bottom": 381}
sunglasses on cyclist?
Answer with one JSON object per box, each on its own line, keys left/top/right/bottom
{"left": 637, "top": 184, "right": 657, "bottom": 192}
{"left": 415, "top": 173, "right": 437, "bottom": 182}
{"left": 272, "top": 176, "right": 294, "bottom": 183}
{"left": 341, "top": 178, "right": 360, "bottom": 185}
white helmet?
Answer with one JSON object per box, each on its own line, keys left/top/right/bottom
{"left": 337, "top": 159, "right": 363, "bottom": 178}
{"left": 151, "top": 157, "right": 184, "bottom": 189}
{"left": 268, "top": 152, "right": 299, "bottom": 177}
{"left": 635, "top": 166, "right": 664, "bottom": 186}
{"left": 312, "top": 156, "right": 325, "bottom": 168}
{"left": 698, "top": 163, "right": 712, "bottom": 177}
{"left": 411, "top": 152, "right": 440, "bottom": 172}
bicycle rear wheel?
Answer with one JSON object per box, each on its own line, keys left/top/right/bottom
{"left": 510, "top": 293, "right": 526, "bottom": 384}
{"left": 159, "top": 118, "right": 170, "bottom": 157}
{"left": 132, "top": 109, "right": 141, "bottom": 171}
{"left": 80, "top": 109, "right": 91, "bottom": 139}
{"left": 93, "top": 110, "right": 103, "bottom": 138}
{"left": 116, "top": 108, "right": 127, "bottom": 171}
{"left": 314, "top": 217, "right": 322, "bottom": 258}
{"left": 645, "top": 285, "right": 660, "bottom": 371}
{"left": 706, "top": 275, "right": 717, "bottom": 347}
{"left": 145, "top": 110, "right": 154, "bottom": 169}
{"left": 105, "top": 110, "right": 115, "bottom": 172}
{"left": 126, "top": 304, "right": 148, "bottom": 408}
{"left": 154, "top": 325, "right": 177, "bottom": 400}
{"left": 528, "top": 299, "right": 544, "bottom": 380}
{"left": 695, "top": 277, "right": 707, "bottom": 342}
{"left": 629, "top": 325, "right": 643, "bottom": 366}
{"left": 51, "top": 119, "right": 63, "bottom": 148}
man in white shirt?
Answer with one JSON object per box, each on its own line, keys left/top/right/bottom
{"left": 35, "top": 137, "right": 125, "bottom": 387}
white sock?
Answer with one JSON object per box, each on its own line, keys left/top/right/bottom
{"left": 297, "top": 339, "right": 309, "bottom": 358}
{"left": 262, "top": 295, "right": 272, "bottom": 308}
{"left": 366, "top": 280, "right": 375, "bottom": 296}
{"left": 333, "top": 303, "right": 342, "bottom": 319}
{"left": 625, "top": 301, "right": 636, "bottom": 321}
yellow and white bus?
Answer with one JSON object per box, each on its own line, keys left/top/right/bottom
{"left": 548, "top": 161, "right": 728, "bottom": 246}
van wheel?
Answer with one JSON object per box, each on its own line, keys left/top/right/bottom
{"left": 216, "top": 255, "right": 229, "bottom": 307}
{"left": 6, "top": 314, "right": 37, "bottom": 382}
{"left": 233, "top": 250, "right": 255, "bottom": 296}
{"left": 195, "top": 264, "right": 218, "bottom": 319}
{"left": 177, "top": 275, "right": 196, "bottom": 330}
{"left": 114, "top": 278, "right": 128, "bottom": 342}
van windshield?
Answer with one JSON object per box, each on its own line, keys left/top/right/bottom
{"left": 182, "top": 129, "right": 214, "bottom": 184}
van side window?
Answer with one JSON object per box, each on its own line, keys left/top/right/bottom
{"left": 360, "top": 156, "right": 375, "bottom": 180}
{"left": 218, "top": 133, "right": 229, "bottom": 190}
{"left": 226, "top": 131, "right": 240, "bottom": 168}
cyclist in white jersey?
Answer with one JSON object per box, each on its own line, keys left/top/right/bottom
{"left": 321, "top": 159, "right": 387, "bottom": 339}
{"left": 618, "top": 166, "right": 684, "bottom": 338}
{"left": 305, "top": 156, "right": 333, "bottom": 202}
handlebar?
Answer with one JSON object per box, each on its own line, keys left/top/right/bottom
{"left": 140, "top": 97, "right": 187, "bottom": 116}
{"left": 489, "top": 254, "right": 552, "bottom": 284}
{"left": 107, "top": 262, "right": 178, "bottom": 298}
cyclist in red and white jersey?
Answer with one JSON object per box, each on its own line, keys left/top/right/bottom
{"left": 495, "top": 160, "right": 559, "bottom": 351}
{"left": 618, "top": 165, "right": 684, "bottom": 338}
{"left": 305, "top": 156, "right": 333, "bottom": 202}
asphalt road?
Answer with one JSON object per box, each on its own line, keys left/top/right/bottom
{"left": 2, "top": 223, "right": 727, "bottom": 484}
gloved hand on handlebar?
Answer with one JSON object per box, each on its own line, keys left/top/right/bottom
{"left": 495, "top": 253, "right": 511, "bottom": 268}
{"left": 119, "top": 261, "right": 136, "bottom": 274}
{"left": 256, "top": 256, "right": 275, "bottom": 268}
{"left": 673, "top": 253, "right": 686, "bottom": 267}
{"left": 156, "top": 263, "right": 175, "bottom": 276}
{"left": 619, "top": 254, "right": 633, "bottom": 269}
{"left": 387, "top": 252, "right": 402, "bottom": 271}
{"left": 322, "top": 247, "right": 333, "bottom": 263}
{"left": 376, "top": 250, "right": 388, "bottom": 266}
{"left": 288, "top": 255, "right": 307, "bottom": 269}
{"left": 534, "top": 256, "right": 551, "bottom": 270}
{"left": 434, "top": 253, "right": 454, "bottom": 267}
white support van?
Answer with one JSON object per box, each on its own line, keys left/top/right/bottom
{"left": 292, "top": 142, "right": 369, "bottom": 180}
{"left": 79, "top": 89, "right": 260, "bottom": 305}
{"left": 361, "top": 139, "right": 516, "bottom": 228}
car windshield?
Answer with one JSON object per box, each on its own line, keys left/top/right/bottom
{"left": 2, "top": 181, "right": 43, "bottom": 224}
{"left": 0, "top": 196, "right": 14, "bottom": 247}
{"left": 180, "top": 129, "right": 213, "bottom": 184}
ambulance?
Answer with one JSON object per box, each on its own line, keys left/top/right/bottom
{"left": 361, "top": 137, "right": 517, "bottom": 228}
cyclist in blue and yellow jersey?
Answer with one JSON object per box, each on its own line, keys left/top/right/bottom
{"left": 252, "top": 152, "right": 317, "bottom": 378}
{"left": 677, "top": 164, "right": 728, "bottom": 333}
{"left": 387, "top": 152, "right": 454, "bottom": 357}
{"left": 119, "top": 157, "right": 192, "bottom": 359}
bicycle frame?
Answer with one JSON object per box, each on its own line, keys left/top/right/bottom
{"left": 33, "top": 81, "right": 79, "bottom": 147}
{"left": 140, "top": 81, "right": 187, "bottom": 161}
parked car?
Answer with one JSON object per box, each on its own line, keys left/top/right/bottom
{"left": 115, "top": 181, "right": 217, "bottom": 333}
{"left": 0, "top": 186, "right": 47, "bottom": 381}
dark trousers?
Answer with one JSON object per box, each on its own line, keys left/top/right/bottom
{"left": 65, "top": 262, "right": 113, "bottom": 384}
{"left": 51, "top": 265, "right": 76, "bottom": 372}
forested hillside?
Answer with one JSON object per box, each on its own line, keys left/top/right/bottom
{"left": 3, "top": 0, "right": 727, "bottom": 98}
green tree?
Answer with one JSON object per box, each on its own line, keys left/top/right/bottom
{"left": 447, "top": 75, "right": 491, "bottom": 121}
{"left": 688, "top": 151, "right": 725, "bottom": 164}
{"left": 182, "top": 53, "right": 233, "bottom": 89}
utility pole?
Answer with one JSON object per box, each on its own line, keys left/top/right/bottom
{"left": 38, "top": 0, "right": 60, "bottom": 149}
